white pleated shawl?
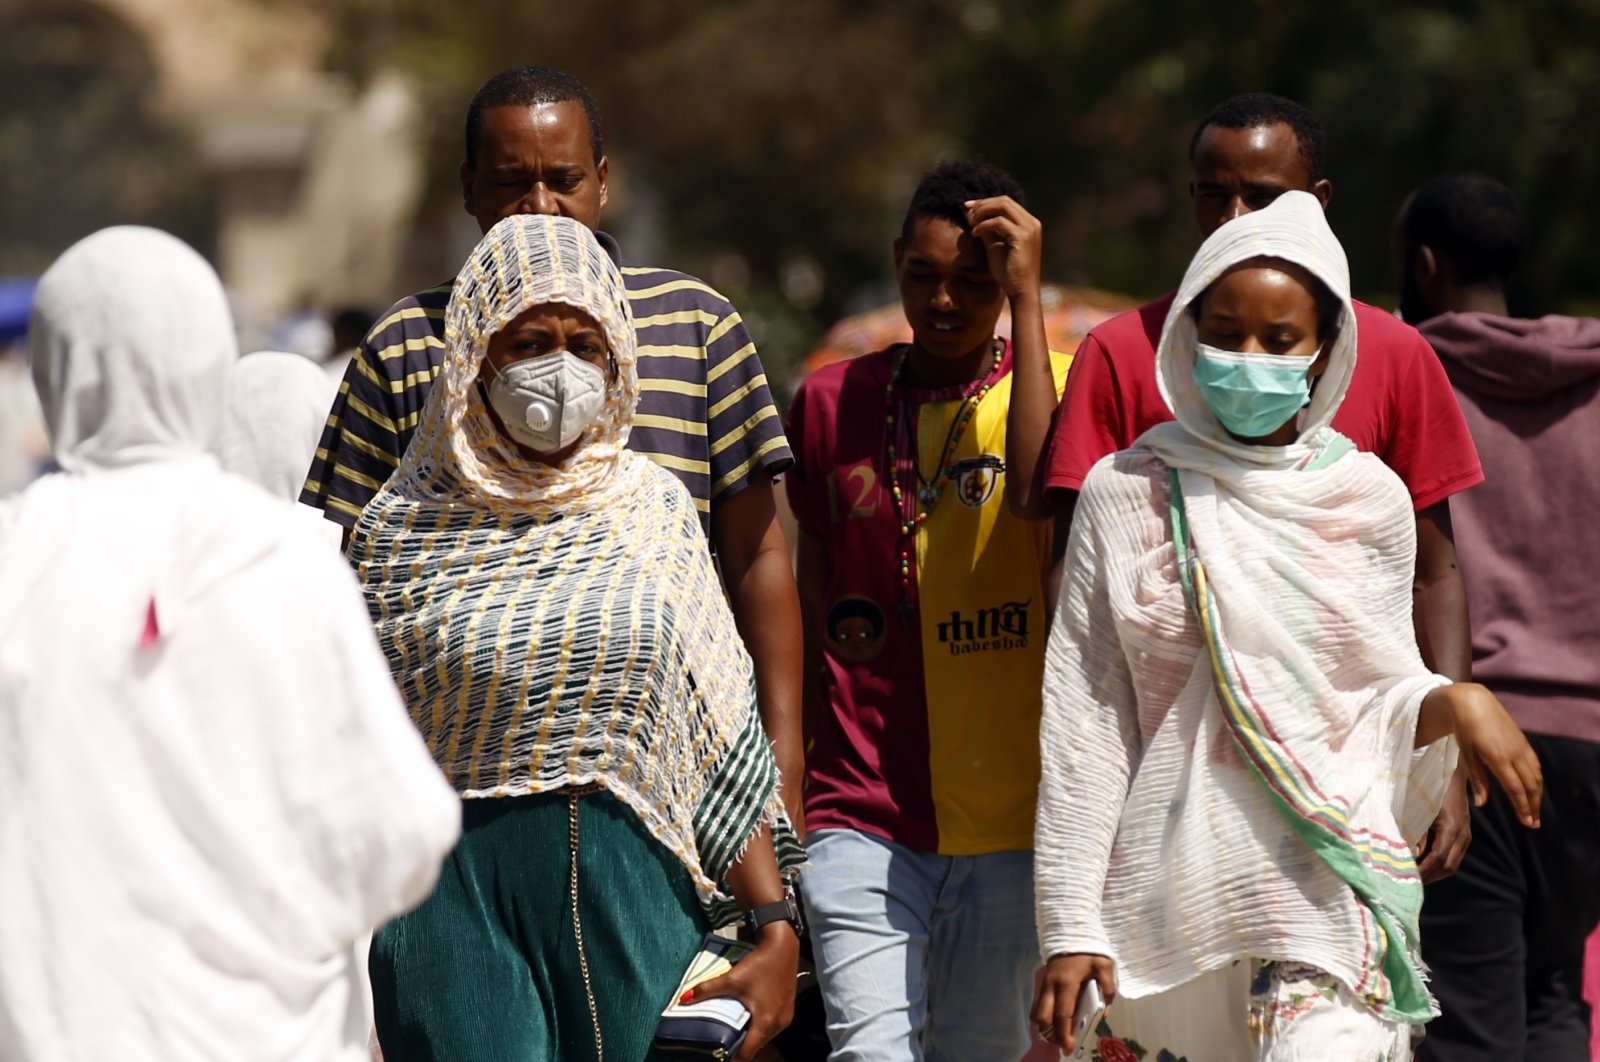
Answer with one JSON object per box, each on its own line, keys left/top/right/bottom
{"left": 1035, "top": 193, "right": 1455, "bottom": 1021}
{"left": 0, "top": 227, "right": 460, "bottom": 1062}
{"left": 351, "top": 215, "right": 801, "bottom": 923}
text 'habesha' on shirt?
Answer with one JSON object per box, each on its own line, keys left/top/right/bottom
{"left": 786, "top": 342, "right": 1071, "bottom": 856}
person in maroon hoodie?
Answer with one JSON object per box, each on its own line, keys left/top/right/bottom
{"left": 1397, "top": 170, "right": 1600, "bottom": 1062}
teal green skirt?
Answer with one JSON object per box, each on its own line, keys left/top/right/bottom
{"left": 371, "top": 789, "right": 710, "bottom": 1062}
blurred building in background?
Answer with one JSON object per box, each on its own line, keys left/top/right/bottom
{"left": 0, "top": 0, "right": 426, "bottom": 348}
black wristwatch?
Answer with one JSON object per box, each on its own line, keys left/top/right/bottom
{"left": 744, "top": 887, "right": 804, "bottom": 938}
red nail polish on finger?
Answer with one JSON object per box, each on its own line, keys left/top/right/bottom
{"left": 680, "top": 990, "right": 695, "bottom": 1004}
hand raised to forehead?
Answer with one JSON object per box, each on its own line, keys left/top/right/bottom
{"left": 964, "top": 196, "right": 1043, "bottom": 301}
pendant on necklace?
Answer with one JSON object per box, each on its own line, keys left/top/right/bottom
{"left": 918, "top": 485, "right": 939, "bottom": 507}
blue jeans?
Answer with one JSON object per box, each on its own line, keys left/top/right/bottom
{"left": 801, "top": 828, "right": 1038, "bottom": 1062}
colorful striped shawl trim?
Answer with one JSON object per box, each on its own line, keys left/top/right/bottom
{"left": 1170, "top": 465, "right": 1432, "bottom": 1022}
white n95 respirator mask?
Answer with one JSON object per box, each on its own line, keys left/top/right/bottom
{"left": 485, "top": 352, "right": 608, "bottom": 453}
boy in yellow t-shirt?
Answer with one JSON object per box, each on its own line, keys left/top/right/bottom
{"left": 786, "top": 160, "right": 1069, "bottom": 1059}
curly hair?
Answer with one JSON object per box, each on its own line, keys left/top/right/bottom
{"left": 901, "top": 160, "right": 1026, "bottom": 243}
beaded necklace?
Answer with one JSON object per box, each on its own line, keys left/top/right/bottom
{"left": 884, "top": 338, "right": 1004, "bottom": 616}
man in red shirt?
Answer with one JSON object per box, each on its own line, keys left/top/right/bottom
{"left": 1006, "top": 92, "right": 1483, "bottom": 880}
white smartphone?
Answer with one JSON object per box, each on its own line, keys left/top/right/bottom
{"left": 1070, "top": 978, "right": 1106, "bottom": 1058}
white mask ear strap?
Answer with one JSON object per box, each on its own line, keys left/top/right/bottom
{"left": 477, "top": 351, "right": 500, "bottom": 385}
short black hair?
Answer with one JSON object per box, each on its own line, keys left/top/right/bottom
{"left": 901, "top": 160, "right": 1025, "bottom": 244}
{"left": 1188, "top": 92, "right": 1326, "bottom": 182}
{"left": 464, "top": 65, "right": 604, "bottom": 167}
{"left": 332, "top": 306, "right": 374, "bottom": 334}
{"left": 1399, "top": 171, "right": 1526, "bottom": 286}
{"left": 331, "top": 306, "right": 375, "bottom": 350}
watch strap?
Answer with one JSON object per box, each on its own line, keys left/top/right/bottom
{"left": 746, "top": 895, "right": 801, "bottom": 936}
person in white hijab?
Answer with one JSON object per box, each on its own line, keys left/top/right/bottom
{"left": 1029, "top": 192, "right": 1542, "bottom": 1061}
{"left": 214, "top": 349, "right": 339, "bottom": 502}
{"left": 213, "top": 349, "right": 343, "bottom": 547}
{"left": 0, "top": 226, "right": 460, "bottom": 1062}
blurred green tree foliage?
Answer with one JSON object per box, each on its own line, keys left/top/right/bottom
{"left": 314, "top": 0, "right": 1600, "bottom": 378}
{"left": 949, "top": 0, "right": 1600, "bottom": 315}
{"left": 0, "top": 4, "right": 214, "bottom": 275}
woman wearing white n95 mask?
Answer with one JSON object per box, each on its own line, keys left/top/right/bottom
{"left": 352, "top": 214, "right": 804, "bottom": 1062}
{"left": 479, "top": 302, "right": 611, "bottom": 458}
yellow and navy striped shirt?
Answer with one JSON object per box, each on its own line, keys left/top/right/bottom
{"left": 301, "top": 232, "right": 793, "bottom": 534}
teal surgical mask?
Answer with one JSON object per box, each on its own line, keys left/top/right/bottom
{"left": 1192, "top": 343, "right": 1320, "bottom": 439}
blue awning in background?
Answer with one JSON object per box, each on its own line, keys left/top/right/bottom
{"left": 0, "top": 279, "right": 37, "bottom": 344}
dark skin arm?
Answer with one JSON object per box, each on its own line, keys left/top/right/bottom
{"left": 1032, "top": 953, "right": 1117, "bottom": 1054}
{"left": 714, "top": 477, "right": 806, "bottom": 837}
{"left": 686, "top": 824, "right": 800, "bottom": 1062}
{"left": 1411, "top": 500, "right": 1475, "bottom": 882}
{"left": 1414, "top": 681, "right": 1542, "bottom": 827}
{"left": 794, "top": 530, "right": 831, "bottom": 754}
{"left": 1412, "top": 502, "right": 1472, "bottom": 682}
{"left": 1045, "top": 490, "right": 1079, "bottom": 614}
{"left": 964, "top": 196, "right": 1054, "bottom": 523}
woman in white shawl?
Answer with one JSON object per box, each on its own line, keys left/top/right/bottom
{"left": 1030, "top": 192, "right": 1542, "bottom": 1060}
{"left": 0, "top": 226, "right": 461, "bottom": 1062}
{"left": 353, "top": 214, "right": 804, "bottom": 1062}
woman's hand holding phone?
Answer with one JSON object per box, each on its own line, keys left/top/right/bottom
{"left": 1032, "top": 952, "right": 1116, "bottom": 1055}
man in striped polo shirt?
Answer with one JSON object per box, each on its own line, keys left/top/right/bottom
{"left": 302, "top": 66, "right": 804, "bottom": 823}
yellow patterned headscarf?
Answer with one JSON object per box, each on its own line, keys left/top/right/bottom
{"left": 394, "top": 213, "right": 638, "bottom": 512}
{"left": 349, "top": 214, "right": 802, "bottom": 919}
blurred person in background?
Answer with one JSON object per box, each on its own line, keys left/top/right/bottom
{"left": 331, "top": 306, "right": 376, "bottom": 359}
{"left": 1006, "top": 90, "right": 1484, "bottom": 883}
{"left": 302, "top": 65, "right": 805, "bottom": 830}
{"left": 0, "top": 279, "right": 48, "bottom": 493}
{"left": 274, "top": 294, "right": 336, "bottom": 363}
{"left": 0, "top": 226, "right": 460, "bottom": 1062}
{"left": 324, "top": 306, "right": 376, "bottom": 387}
{"left": 1031, "top": 191, "right": 1540, "bottom": 1062}
{"left": 0, "top": 341, "right": 49, "bottom": 494}
{"left": 215, "top": 350, "right": 341, "bottom": 518}
{"left": 785, "top": 160, "right": 1069, "bottom": 1061}
{"left": 354, "top": 214, "right": 803, "bottom": 1062}
{"left": 1396, "top": 171, "right": 1600, "bottom": 1062}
